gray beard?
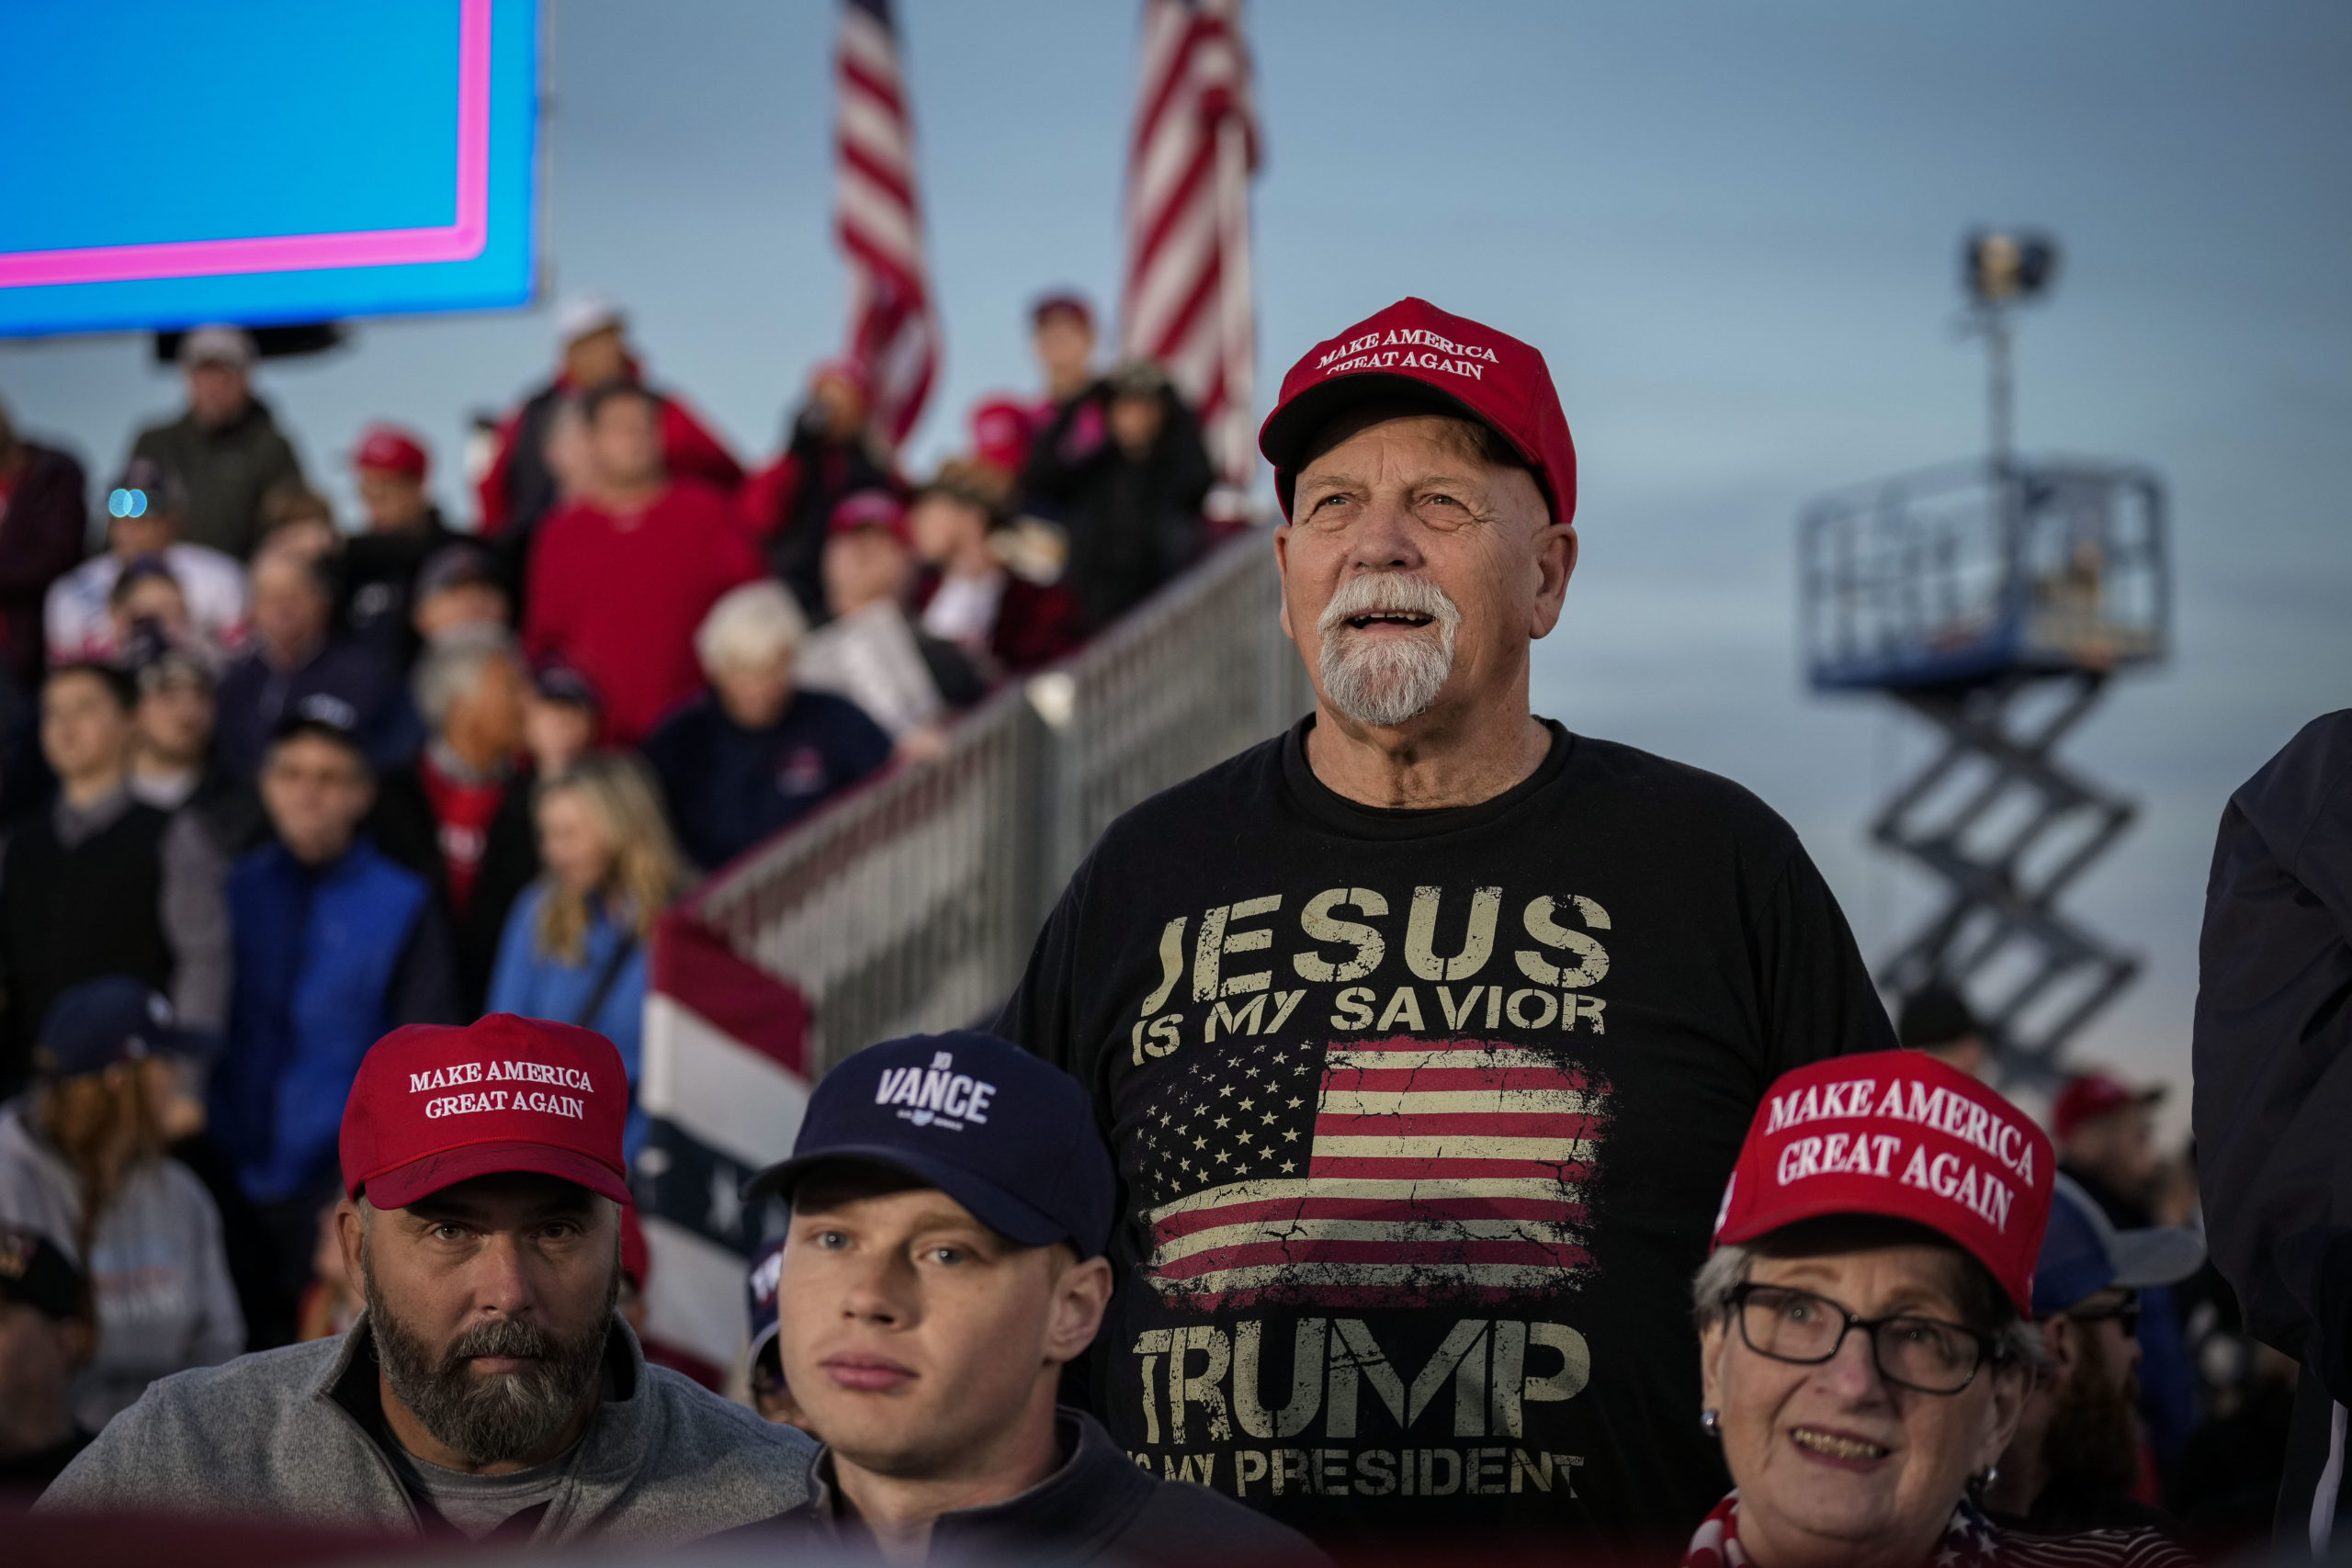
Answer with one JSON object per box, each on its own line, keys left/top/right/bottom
{"left": 1314, "top": 572, "right": 1464, "bottom": 729}
{"left": 363, "top": 1247, "right": 616, "bottom": 1467}
{"left": 1318, "top": 621, "right": 1459, "bottom": 729}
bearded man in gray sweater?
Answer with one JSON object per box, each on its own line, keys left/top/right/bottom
{"left": 41, "top": 1015, "right": 813, "bottom": 1542}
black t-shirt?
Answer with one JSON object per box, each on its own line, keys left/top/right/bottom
{"left": 996, "top": 717, "right": 1895, "bottom": 1548}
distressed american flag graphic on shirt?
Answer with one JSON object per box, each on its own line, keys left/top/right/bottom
{"left": 1136, "top": 1034, "right": 1607, "bottom": 1309}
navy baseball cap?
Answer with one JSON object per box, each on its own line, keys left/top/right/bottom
{"left": 416, "top": 541, "right": 504, "bottom": 602}
{"left": 743, "top": 1031, "right": 1114, "bottom": 1258}
{"left": 2031, "top": 1171, "right": 2206, "bottom": 1316}
{"left": 532, "top": 662, "right": 604, "bottom": 714}
{"left": 36, "top": 976, "right": 211, "bottom": 1079}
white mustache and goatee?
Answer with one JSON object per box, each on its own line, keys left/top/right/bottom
{"left": 1315, "top": 572, "right": 1463, "bottom": 729}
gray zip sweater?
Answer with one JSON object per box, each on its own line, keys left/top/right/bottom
{"left": 39, "top": 1314, "right": 815, "bottom": 1543}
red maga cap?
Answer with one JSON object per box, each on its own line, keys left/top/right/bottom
{"left": 829, "top": 488, "right": 911, "bottom": 546}
{"left": 351, "top": 423, "right": 430, "bottom": 479}
{"left": 1030, "top": 290, "right": 1095, "bottom": 332}
{"left": 1713, "top": 1051, "right": 2053, "bottom": 1314}
{"left": 2052, "top": 1070, "right": 2165, "bottom": 1143}
{"left": 339, "top": 1015, "right": 633, "bottom": 1212}
{"left": 968, "top": 395, "right": 1032, "bottom": 473}
{"left": 1258, "top": 297, "right": 1577, "bottom": 526}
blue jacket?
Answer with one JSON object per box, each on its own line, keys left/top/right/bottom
{"left": 211, "top": 838, "right": 455, "bottom": 1204}
{"left": 487, "top": 882, "right": 650, "bottom": 1158}
{"left": 640, "top": 689, "right": 891, "bottom": 872}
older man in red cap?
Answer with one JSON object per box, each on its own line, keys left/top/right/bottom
{"left": 41, "top": 1015, "right": 813, "bottom": 1539}
{"left": 476, "top": 295, "right": 743, "bottom": 547}
{"left": 996, "top": 299, "right": 1896, "bottom": 1550}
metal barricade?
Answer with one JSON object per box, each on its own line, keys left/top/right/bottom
{"left": 684, "top": 530, "right": 1312, "bottom": 1076}
{"left": 1034, "top": 530, "right": 1317, "bottom": 896}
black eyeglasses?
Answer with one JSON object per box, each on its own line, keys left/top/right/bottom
{"left": 1728, "top": 1283, "right": 1997, "bottom": 1395}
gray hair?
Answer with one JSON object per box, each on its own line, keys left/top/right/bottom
{"left": 413, "top": 625, "right": 519, "bottom": 728}
{"left": 1692, "top": 1238, "right": 2045, "bottom": 1371}
{"left": 695, "top": 580, "right": 806, "bottom": 677}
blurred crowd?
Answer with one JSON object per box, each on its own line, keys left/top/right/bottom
{"left": 0, "top": 290, "right": 2305, "bottom": 1567}
{"left": 1894, "top": 986, "right": 2292, "bottom": 1548}
{"left": 0, "top": 288, "right": 1220, "bottom": 1473}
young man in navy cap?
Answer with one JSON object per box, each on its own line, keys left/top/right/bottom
{"left": 996, "top": 299, "right": 1895, "bottom": 1546}
{"left": 738, "top": 1030, "right": 1319, "bottom": 1564}
{"left": 209, "top": 705, "right": 460, "bottom": 1344}
{"left": 43, "top": 1014, "right": 813, "bottom": 1539}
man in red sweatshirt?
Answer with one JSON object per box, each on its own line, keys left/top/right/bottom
{"left": 524, "top": 384, "right": 764, "bottom": 745}
{"left": 475, "top": 295, "right": 743, "bottom": 544}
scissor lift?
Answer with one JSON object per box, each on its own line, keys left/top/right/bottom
{"left": 1800, "top": 457, "right": 2168, "bottom": 1083}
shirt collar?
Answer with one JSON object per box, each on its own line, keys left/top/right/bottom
{"left": 52, "top": 784, "right": 133, "bottom": 847}
{"left": 806, "top": 1409, "right": 1155, "bottom": 1561}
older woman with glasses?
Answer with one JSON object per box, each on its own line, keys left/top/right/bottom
{"left": 1686, "top": 1051, "right": 2190, "bottom": 1568}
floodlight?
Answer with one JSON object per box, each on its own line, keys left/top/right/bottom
{"left": 1964, "top": 230, "right": 2061, "bottom": 305}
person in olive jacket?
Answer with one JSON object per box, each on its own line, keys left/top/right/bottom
{"left": 128, "top": 327, "right": 305, "bottom": 561}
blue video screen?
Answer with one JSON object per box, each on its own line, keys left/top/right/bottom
{"left": 0, "top": 0, "right": 537, "bottom": 338}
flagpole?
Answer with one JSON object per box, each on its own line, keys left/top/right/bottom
{"left": 1212, "top": 110, "right": 1256, "bottom": 502}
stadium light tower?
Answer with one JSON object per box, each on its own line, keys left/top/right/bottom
{"left": 1797, "top": 228, "right": 2169, "bottom": 1087}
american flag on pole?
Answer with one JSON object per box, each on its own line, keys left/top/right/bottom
{"left": 1121, "top": 0, "right": 1261, "bottom": 491}
{"left": 1138, "top": 1035, "right": 1605, "bottom": 1310}
{"left": 835, "top": 0, "right": 938, "bottom": 448}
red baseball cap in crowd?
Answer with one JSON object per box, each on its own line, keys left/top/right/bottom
{"left": 829, "top": 488, "right": 911, "bottom": 547}
{"left": 351, "top": 423, "right": 430, "bottom": 479}
{"left": 339, "top": 1015, "right": 634, "bottom": 1211}
{"left": 1030, "top": 290, "right": 1094, "bottom": 332}
{"left": 1257, "top": 296, "right": 1577, "bottom": 526}
{"left": 1713, "top": 1050, "right": 2054, "bottom": 1314}
{"left": 968, "top": 395, "right": 1032, "bottom": 473}
{"left": 2052, "top": 1071, "right": 2165, "bottom": 1143}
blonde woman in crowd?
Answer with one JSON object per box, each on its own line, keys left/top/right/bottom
{"left": 485, "top": 752, "right": 684, "bottom": 1159}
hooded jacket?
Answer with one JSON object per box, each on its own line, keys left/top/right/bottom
{"left": 2192, "top": 710, "right": 2352, "bottom": 1547}
{"left": 2194, "top": 709, "right": 2352, "bottom": 1390}
{"left": 40, "top": 1313, "right": 815, "bottom": 1543}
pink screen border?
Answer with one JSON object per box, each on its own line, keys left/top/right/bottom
{"left": 0, "top": 0, "right": 492, "bottom": 288}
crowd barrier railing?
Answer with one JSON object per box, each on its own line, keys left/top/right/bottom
{"left": 634, "top": 529, "right": 1314, "bottom": 1374}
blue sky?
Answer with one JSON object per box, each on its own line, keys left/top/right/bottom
{"left": 4, "top": 1, "right": 2346, "bottom": 1125}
